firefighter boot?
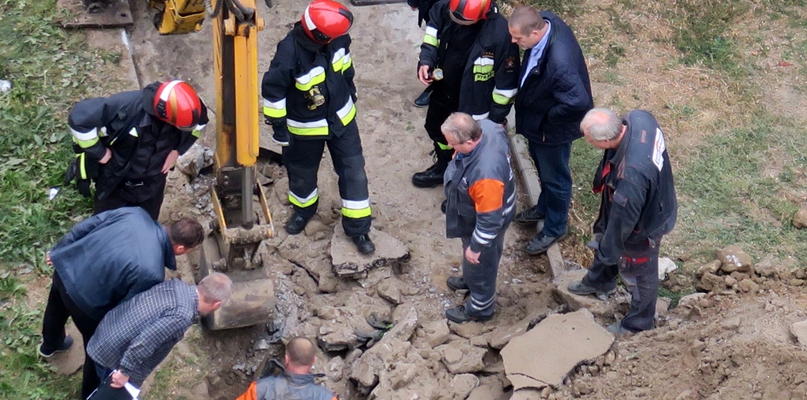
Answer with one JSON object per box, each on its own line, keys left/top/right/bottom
{"left": 285, "top": 212, "right": 311, "bottom": 235}
{"left": 412, "top": 150, "right": 451, "bottom": 188}
{"left": 352, "top": 234, "right": 375, "bottom": 254}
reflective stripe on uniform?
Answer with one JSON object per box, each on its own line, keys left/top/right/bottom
{"left": 341, "top": 198, "right": 371, "bottom": 219}
{"left": 263, "top": 98, "right": 287, "bottom": 119}
{"left": 71, "top": 127, "right": 99, "bottom": 148}
{"left": 331, "top": 48, "right": 352, "bottom": 73}
{"left": 191, "top": 124, "right": 205, "bottom": 138}
{"left": 336, "top": 98, "right": 356, "bottom": 126}
{"left": 78, "top": 153, "right": 87, "bottom": 180}
{"left": 471, "top": 112, "right": 489, "bottom": 120}
{"left": 492, "top": 87, "right": 517, "bottom": 105}
{"left": 287, "top": 118, "right": 329, "bottom": 136}
{"left": 289, "top": 188, "right": 318, "bottom": 208}
{"left": 437, "top": 141, "right": 453, "bottom": 151}
{"left": 472, "top": 228, "right": 496, "bottom": 245}
{"left": 472, "top": 57, "right": 494, "bottom": 73}
{"left": 423, "top": 26, "right": 438, "bottom": 47}
{"left": 294, "top": 66, "right": 326, "bottom": 91}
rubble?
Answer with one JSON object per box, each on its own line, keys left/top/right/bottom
{"left": 436, "top": 340, "right": 487, "bottom": 374}
{"left": 717, "top": 245, "right": 753, "bottom": 274}
{"left": 175, "top": 143, "right": 214, "bottom": 178}
{"left": 330, "top": 226, "right": 410, "bottom": 277}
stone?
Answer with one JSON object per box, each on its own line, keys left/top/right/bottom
{"left": 470, "top": 336, "right": 488, "bottom": 347}
{"left": 738, "top": 278, "right": 759, "bottom": 293}
{"left": 176, "top": 143, "right": 214, "bottom": 178}
{"left": 695, "top": 260, "right": 721, "bottom": 278}
{"left": 789, "top": 278, "right": 805, "bottom": 287}
{"left": 658, "top": 257, "right": 677, "bottom": 280}
{"left": 421, "top": 320, "right": 451, "bottom": 348}
{"left": 552, "top": 269, "right": 617, "bottom": 318}
{"left": 317, "top": 323, "right": 357, "bottom": 352}
{"left": 793, "top": 209, "right": 807, "bottom": 228}
{"left": 387, "top": 303, "right": 419, "bottom": 342}
{"left": 449, "top": 320, "right": 495, "bottom": 339}
{"left": 717, "top": 245, "right": 753, "bottom": 274}
{"left": 678, "top": 293, "right": 706, "bottom": 310}
{"left": 487, "top": 307, "right": 552, "bottom": 349}
{"left": 790, "top": 320, "right": 807, "bottom": 347}
{"left": 724, "top": 276, "right": 738, "bottom": 288}
{"left": 450, "top": 374, "right": 479, "bottom": 399}
{"left": 436, "top": 341, "right": 487, "bottom": 374}
{"left": 697, "top": 272, "right": 724, "bottom": 293}
{"left": 754, "top": 256, "right": 780, "bottom": 278}
{"left": 467, "top": 379, "right": 505, "bottom": 400}
{"left": 656, "top": 297, "right": 671, "bottom": 316}
{"left": 304, "top": 219, "right": 329, "bottom": 237}
{"left": 331, "top": 226, "right": 410, "bottom": 277}
{"left": 501, "top": 309, "right": 613, "bottom": 389}
{"left": 389, "top": 363, "right": 418, "bottom": 389}
{"left": 327, "top": 356, "right": 345, "bottom": 381}
{"left": 377, "top": 278, "right": 403, "bottom": 305}
{"left": 721, "top": 317, "right": 741, "bottom": 331}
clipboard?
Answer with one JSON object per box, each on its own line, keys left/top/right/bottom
{"left": 86, "top": 372, "right": 140, "bottom": 400}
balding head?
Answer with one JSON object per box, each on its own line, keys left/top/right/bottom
{"left": 286, "top": 337, "right": 317, "bottom": 369}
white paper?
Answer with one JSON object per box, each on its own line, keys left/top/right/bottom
{"left": 125, "top": 382, "right": 141, "bottom": 399}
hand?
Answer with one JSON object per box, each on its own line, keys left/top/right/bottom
{"left": 46, "top": 251, "right": 52, "bottom": 266}
{"left": 464, "top": 247, "right": 480, "bottom": 264}
{"left": 99, "top": 148, "right": 112, "bottom": 164}
{"left": 110, "top": 370, "right": 129, "bottom": 388}
{"left": 410, "top": 6, "right": 417, "bottom": 10}
{"left": 418, "top": 65, "right": 433, "bottom": 86}
{"left": 162, "top": 150, "right": 180, "bottom": 174}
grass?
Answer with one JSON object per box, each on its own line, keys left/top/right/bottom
{"left": 0, "top": 0, "right": 122, "bottom": 397}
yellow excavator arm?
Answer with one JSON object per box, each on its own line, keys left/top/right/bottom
{"left": 151, "top": 0, "right": 276, "bottom": 330}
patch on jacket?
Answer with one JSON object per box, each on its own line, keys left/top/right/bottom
{"left": 504, "top": 56, "right": 516, "bottom": 70}
{"left": 652, "top": 127, "right": 666, "bottom": 171}
{"left": 613, "top": 190, "right": 628, "bottom": 207}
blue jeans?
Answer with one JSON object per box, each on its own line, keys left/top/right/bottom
{"left": 527, "top": 140, "right": 572, "bottom": 237}
{"left": 583, "top": 239, "right": 661, "bottom": 332}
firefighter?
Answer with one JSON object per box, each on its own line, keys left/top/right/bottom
{"left": 412, "top": 0, "right": 519, "bottom": 189}
{"left": 261, "top": 0, "right": 375, "bottom": 254}
{"left": 64, "top": 81, "right": 208, "bottom": 220}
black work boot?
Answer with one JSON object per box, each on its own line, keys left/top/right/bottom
{"left": 412, "top": 153, "right": 450, "bottom": 188}
{"left": 445, "top": 305, "right": 493, "bottom": 324}
{"left": 446, "top": 275, "right": 468, "bottom": 291}
{"left": 413, "top": 88, "right": 431, "bottom": 107}
{"left": 285, "top": 213, "right": 311, "bottom": 235}
{"left": 352, "top": 233, "right": 375, "bottom": 254}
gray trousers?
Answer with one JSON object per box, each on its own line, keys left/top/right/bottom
{"left": 461, "top": 221, "right": 511, "bottom": 317}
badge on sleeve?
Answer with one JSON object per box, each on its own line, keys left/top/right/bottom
{"left": 652, "top": 127, "right": 666, "bottom": 171}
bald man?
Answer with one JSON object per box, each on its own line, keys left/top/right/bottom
{"left": 236, "top": 337, "right": 336, "bottom": 400}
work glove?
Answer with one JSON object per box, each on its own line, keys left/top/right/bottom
{"left": 63, "top": 153, "right": 99, "bottom": 198}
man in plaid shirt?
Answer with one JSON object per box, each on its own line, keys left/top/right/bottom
{"left": 87, "top": 273, "right": 232, "bottom": 390}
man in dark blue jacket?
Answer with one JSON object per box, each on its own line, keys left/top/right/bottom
{"left": 568, "top": 109, "right": 677, "bottom": 335}
{"left": 508, "top": 6, "right": 593, "bottom": 255}
{"left": 38, "top": 207, "right": 203, "bottom": 399}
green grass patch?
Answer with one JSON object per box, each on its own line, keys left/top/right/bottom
{"left": 668, "top": 0, "right": 748, "bottom": 74}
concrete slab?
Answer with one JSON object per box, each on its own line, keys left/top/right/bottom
{"left": 501, "top": 309, "right": 614, "bottom": 389}
{"left": 551, "top": 269, "right": 617, "bottom": 318}
{"left": 48, "top": 323, "right": 84, "bottom": 376}
{"left": 330, "top": 225, "right": 410, "bottom": 277}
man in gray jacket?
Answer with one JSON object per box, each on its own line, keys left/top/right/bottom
{"left": 442, "top": 113, "right": 516, "bottom": 323}
{"left": 39, "top": 207, "right": 203, "bottom": 398}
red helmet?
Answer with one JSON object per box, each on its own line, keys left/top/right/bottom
{"left": 153, "top": 80, "right": 204, "bottom": 130}
{"left": 449, "top": 0, "right": 491, "bottom": 23}
{"left": 301, "top": 0, "right": 353, "bottom": 44}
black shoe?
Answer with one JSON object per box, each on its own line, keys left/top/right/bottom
{"left": 607, "top": 321, "right": 635, "bottom": 336}
{"left": 440, "top": 199, "right": 447, "bottom": 214}
{"left": 352, "top": 234, "right": 375, "bottom": 254}
{"left": 514, "top": 206, "right": 545, "bottom": 224}
{"left": 414, "top": 89, "right": 431, "bottom": 107}
{"left": 272, "top": 129, "right": 289, "bottom": 147}
{"left": 285, "top": 213, "right": 311, "bottom": 235}
{"left": 38, "top": 336, "right": 73, "bottom": 358}
{"left": 567, "top": 280, "right": 614, "bottom": 298}
{"left": 446, "top": 276, "right": 468, "bottom": 291}
{"left": 525, "top": 232, "right": 566, "bottom": 255}
{"left": 445, "top": 305, "right": 493, "bottom": 324}
{"left": 412, "top": 160, "right": 447, "bottom": 188}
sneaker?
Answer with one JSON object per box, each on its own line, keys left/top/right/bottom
{"left": 446, "top": 276, "right": 469, "bottom": 291}
{"left": 524, "top": 232, "right": 566, "bottom": 255}
{"left": 513, "top": 206, "right": 545, "bottom": 224}
{"left": 445, "top": 305, "right": 493, "bottom": 324}
{"left": 38, "top": 336, "right": 73, "bottom": 358}
{"left": 272, "top": 129, "right": 289, "bottom": 147}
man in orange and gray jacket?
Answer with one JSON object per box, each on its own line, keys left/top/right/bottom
{"left": 442, "top": 113, "right": 515, "bottom": 323}
{"left": 236, "top": 337, "right": 336, "bottom": 400}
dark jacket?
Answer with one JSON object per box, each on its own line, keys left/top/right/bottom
{"left": 593, "top": 110, "right": 678, "bottom": 265}
{"left": 236, "top": 370, "right": 336, "bottom": 400}
{"left": 49, "top": 207, "right": 176, "bottom": 321}
{"left": 68, "top": 82, "right": 206, "bottom": 200}
{"left": 514, "top": 11, "right": 592, "bottom": 144}
{"left": 444, "top": 120, "right": 516, "bottom": 252}
{"left": 261, "top": 24, "right": 357, "bottom": 140}
{"left": 419, "top": 0, "right": 520, "bottom": 123}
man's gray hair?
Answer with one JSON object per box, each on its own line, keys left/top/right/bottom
{"left": 441, "top": 112, "right": 482, "bottom": 143}
{"left": 198, "top": 272, "right": 233, "bottom": 304}
{"left": 509, "top": 6, "right": 546, "bottom": 36}
{"left": 581, "top": 108, "right": 623, "bottom": 141}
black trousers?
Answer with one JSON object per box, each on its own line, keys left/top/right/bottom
{"left": 424, "top": 93, "right": 459, "bottom": 160}
{"left": 42, "top": 272, "right": 101, "bottom": 399}
{"left": 93, "top": 176, "right": 167, "bottom": 220}
{"left": 582, "top": 238, "right": 662, "bottom": 332}
{"left": 283, "top": 121, "right": 371, "bottom": 237}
